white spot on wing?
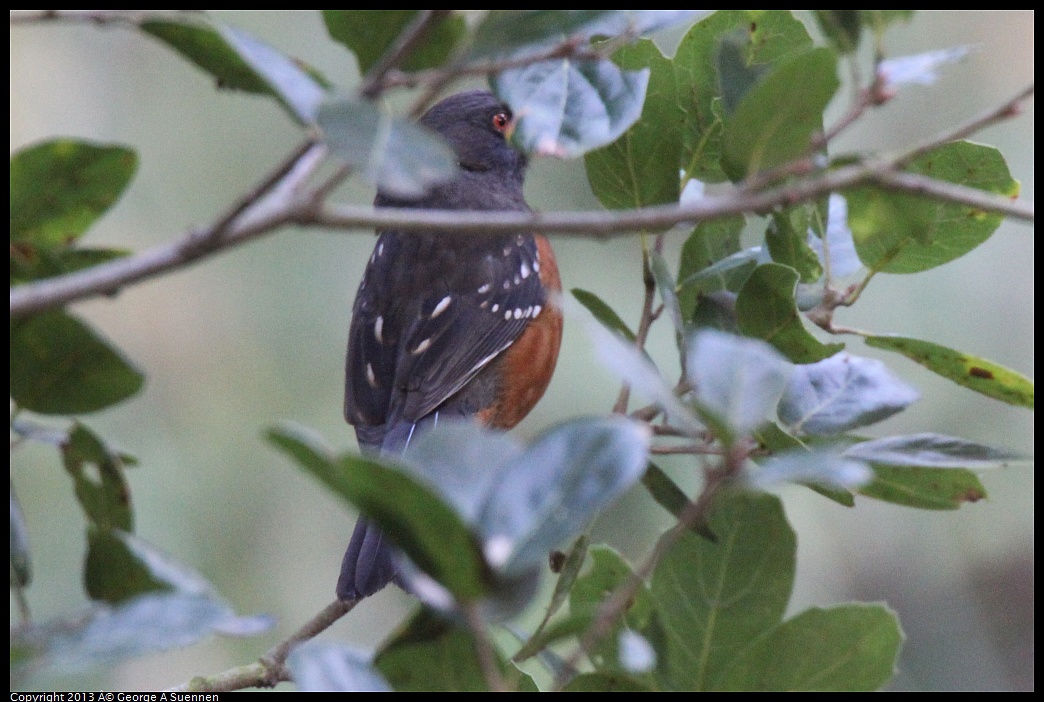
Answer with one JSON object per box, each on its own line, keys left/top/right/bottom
{"left": 477, "top": 283, "right": 491, "bottom": 294}
{"left": 491, "top": 304, "right": 499, "bottom": 312}
{"left": 504, "top": 310, "right": 512, "bottom": 320}
{"left": 374, "top": 316, "right": 384, "bottom": 343}
{"left": 533, "top": 305, "right": 542, "bottom": 317}
{"left": 513, "top": 308, "right": 522, "bottom": 319}
{"left": 431, "top": 295, "right": 452, "bottom": 318}
{"left": 366, "top": 363, "right": 378, "bottom": 388}
{"left": 533, "top": 260, "right": 540, "bottom": 273}
{"left": 377, "top": 242, "right": 384, "bottom": 257}
{"left": 412, "top": 338, "right": 432, "bottom": 355}
{"left": 520, "top": 262, "right": 531, "bottom": 279}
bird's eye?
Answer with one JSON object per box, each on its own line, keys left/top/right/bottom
{"left": 492, "top": 112, "right": 511, "bottom": 133}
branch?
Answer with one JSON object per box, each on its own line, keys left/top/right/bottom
{"left": 871, "top": 169, "right": 1029, "bottom": 216}
{"left": 552, "top": 462, "right": 732, "bottom": 690}
{"left": 168, "top": 598, "right": 356, "bottom": 692}
{"left": 891, "top": 83, "right": 1035, "bottom": 167}
{"left": 9, "top": 10, "right": 199, "bottom": 26}
{"left": 359, "top": 10, "right": 451, "bottom": 100}
{"left": 10, "top": 86, "right": 1034, "bottom": 320}
{"left": 10, "top": 142, "right": 324, "bottom": 320}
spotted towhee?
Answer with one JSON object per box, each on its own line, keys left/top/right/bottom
{"left": 337, "top": 90, "right": 563, "bottom": 601}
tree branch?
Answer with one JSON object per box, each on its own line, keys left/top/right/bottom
{"left": 359, "top": 10, "right": 451, "bottom": 99}
{"left": 10, "top": 88, "right": 1034, "bottom": 321}
{"left": 168, "top": 598, "right": 356, "bottom": 692}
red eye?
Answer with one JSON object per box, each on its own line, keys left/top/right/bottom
{"left": 492, "top": 112, "right": 511, "bottom": 133}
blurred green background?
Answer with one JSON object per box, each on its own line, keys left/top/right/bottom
{"left": 10, "top": 11, "right": 1033, "bottom": 691}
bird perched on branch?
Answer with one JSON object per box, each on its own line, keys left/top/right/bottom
{"left": 337, "top": 90, "right": 563, "bottom": 601}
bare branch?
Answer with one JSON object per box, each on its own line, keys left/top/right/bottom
{"left": 10, "top": 86, "right": 1034, "bottom": 320}
{"left": 168, "top": 598, "right": 356, "bottom": 693}
{"left": 360, "top": 10, "right": 452, "bottom": 99}
{"left": 462, "top": 602, "right": 508, "bottom": 693}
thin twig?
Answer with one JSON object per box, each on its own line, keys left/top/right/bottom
{"left": 462, "top": 601, "right": 507, "bottom": 693}
{"left": 551, "top": 465, "right": 732, "bottom": 690}
{"left": 360, "top": 10, "right": 451, "bottom": 99}
{"left": 613, "top": 247, "right": 658, "bottom": 414}
{"left": 9, "top": 10, "right": 199, "bottom": 26}
{"left": 650, "top": 444, "right": 724, "bottom": 456}
{"left": 888, "top": 83, "right": 1035, "bottom": 167}
{"left": 167, "top": 598, "right": 356, "bottom": 692}
{"left": 871, "top": 169, "right": 1027, "bottom": 216}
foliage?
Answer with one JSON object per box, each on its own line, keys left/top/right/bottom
{"left": 9, "top": 10, "right": 1032, "bottom": 692}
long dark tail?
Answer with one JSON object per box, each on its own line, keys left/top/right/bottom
{"left": 336, "top": 517, "right": 398, "bottom": 601}
{"left": 337, "top": 417, "right": 433, "bottom": 601}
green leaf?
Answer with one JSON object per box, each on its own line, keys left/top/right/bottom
{"left": 753, "top": 423, "right": 856, "bottom": 507}
{"left": 744, "top": 449, "right": 872, "bottom": 493}
{"left": 11, "top": 485, "right": 32, "bottom": 588}
{"left": 848, "top": 141, "right": 1018, "bottom": 273}
{"left": 572, "top": 288, "right": 634, "bottom": 340}
{"left": 10, "top": 139, "right": 137, "bottom": 249}
{"left": 218, "top": 26, "right": 326, "bottom": 123}
{"left": 844, "top": 433, "right": 1022, "bottom": 469}
{"left": 399, "top": 421, "right": 523, "bottom": 525}
{"left": 10, "top": 310, "right": 145, "bottom": 415}
{"left": 11, "top": 592, "right": 271, "bottom": 679}
{"left": 268, "top": 424, "right": 489, "bottom": 601}
{"left": 586, "top": 318, "right": 702, "bottom": 435}
{"left": 650, "top": 491, "right": 795, "bottom": 691}
{"left": 877, "top": 47, "right": 972, "bottom": 90}
{"left": 140, "top": 19, "right": 326, "bottom": 123}
{"left": 675, "top": 10, "right": 813, "bottom": 183}
{"left": 765, "top": 209, "right": 822, "bottom": 284}
{"left": 376, "top": 609, "right": 519, "bottom": 691}
{"left": 691, "top": 291, "right": 741, "bottom": 335}
{"left": 736, "top": 263, "right": 844, "bottom": 363}
{"left": 323, "top": 10, "right": 465, "bottom": 74}
{"left": 318, "top": 97, "right": 458, "bottom": 198}
{"left": 687, "top": 329, "right": 792, "bottom": 439}
{"left": 492, "top": 59, "right": 650, "bottom": 158}
{"left": 858, "top": 465, "right": 987, "bottom": 510}
{"left": 713, "top": 604, "right": 903, "bottom": 691}
{"left": 866, "top": 335, "right": 1033, "bottom": 408}
{"left": 778, "top": 352, "right": 920, "bottom": 435}
{"left": 571, "top": 288, "right": 635, "bottom": 341}
{"left": 814, "top": 11, "right": 863, "bottom": 54}
{"left": 287, "top": 641, "right": 392, "bottom": 692}
{"left": 84, "top": 529, "right": 218, "bottom": 604}
{"left": 676, "top": 215, "right": 747, "bottom": 313}
{"left": 63, "top": 423, "right": 134, "bottom": 532}
{"left": 468, "top": 11, "right": 702, "bottom": 61}
{"left": 482, "top": 417, "right": 651, "bottom": 577}
{"left": 569, "top": 547, "right": 654, "bottom": 676}
{"left": 585, "top": 39, "right": 682, "bottom": 209}
{"left": 141, "top": 19, "right": 271, "bottom": 92}
{"left": 513, "top": 535, "right": 589, "bottom": 662}
{"left": 563, "top": 672, "right": 652, "bottom": 692}
{"left": 650, "top": 251, "right": 684, "bottom": 337}
{"left": 716, "top": 31, "right": 769, "bottom": 117}
{"left": 721, "top": 47, "right": 838, "bottom": 180}
{"left": 641, "top": 463, "right": 692, "bottom": 524}
{"left": 808, "top": 194, "right": 862, "bottom": 278}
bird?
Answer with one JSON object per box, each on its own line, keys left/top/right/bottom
{"left": 337, "top": 90, "right": 563, "bottom": 602}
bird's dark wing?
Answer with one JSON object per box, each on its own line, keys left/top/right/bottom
{"left": 344, "top": 231, "right": 545, "bottom": 449}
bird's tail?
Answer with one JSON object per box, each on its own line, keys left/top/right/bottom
{"left": 336, "top": 418, "right": 429, "bottom": 601}
{"left": 336, "top": 517, "right": 398, "bottom": 601}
